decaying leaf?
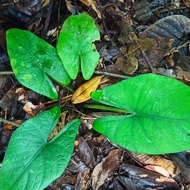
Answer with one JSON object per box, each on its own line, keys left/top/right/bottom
{"left": 92, "top": 149, "right": 122, "bottom": 190}
{"left": 170, "top": 153, "right": 190, "bottom": 183}
{"left": 141, "top": 15, "right": 190, "bottom": 40}
{"left": 128, "top": 152, "right": 179, "bottom": 177}
{"left": 65, "top": 0, "right": 76, "bottom": 14}
{"left": 116, "top": 19, "right": 173, "bottom": 74}
{"left": 118, "top": 164, "right": 179, "bottom": 189}
{"left": 132, "top": 0, "right": 152, "bottom": 22}
{"left": 72, "top": 76, "right": 103, "bottom": 104}
{"left": 68, "top": 154, "right": 89, "bottom": 172}
{"left": 79, "top": 0, "right": 101, "bottom": 18}
{"left": 75, "top": 169, "right": 91, "bottom": 190}
{"left": 75, "top": 136, "right": 95, "bottom": 169}
{"left": 23, "top": 102, "right": 38, "bottom": 117}
{"left": 117, "top": 36, "right": 155, "bottom": 74}
{"left": 184, "top": 0, "right": 190, "bottom": 7}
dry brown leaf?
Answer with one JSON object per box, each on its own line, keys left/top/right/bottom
{"left": 72, "top": 76, "right": 103, "bottom": 104}
{"left": 79, "top": 0, "right": 101, "bottom": 18}
{"left": 75, "top": 169, "right": 91, "bottom": 190}
{"left": 184, "top": 0, "right": 190, "bottom": 7}
{"left": 92, "top": 149, "right": 122, "bottom": 190}
{"left": 128, "top": 152, "right": 179, "bottom": 177}
{"left": 23, "top": 102, "right": 38, "bottom": 117}
{"left": 116, "top": 36, "right": 155, "bottom": 74}
{"left": 144, "top": 165, "right": 170, "bottom": 177}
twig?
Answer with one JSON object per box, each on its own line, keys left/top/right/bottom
{"left": 94, "top": 70, "right": 131, "bottom": 79}
{"left": 0, "top": 117, "right": 20, "bottom": 127}
{"left": 0, "top": 71, "right": 14, "bottom": 75}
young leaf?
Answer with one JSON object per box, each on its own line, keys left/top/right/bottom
{"left": 57, "top": 13, "right": 100, "bottom": 80}
{"left": 0, "top": 106, "right": 80, "bottom": 190}
{"left": 6, "top": 29, "right": 71, "bottom": 100}
{"left": 91, "top": 74, "right": 190, "bottom": 154}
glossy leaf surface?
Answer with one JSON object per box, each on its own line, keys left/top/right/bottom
{"left": 0, "top": 106, "right": 80, "bottom": 190}
{"left": 57, "top": 13, "right": 100, "bottom": 80}
{"left": 91, "top": 74, "right": 190, "bottom": 154}
{"left": 6, "top": 29, "right": 71, "bottom": 100}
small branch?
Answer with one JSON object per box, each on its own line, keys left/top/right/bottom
{"left": 94, "top": 71, "right": 131, "bottom": 79}
{"left": 0, "top": 117, "right": 20, "bottom": 127}
{"left": 0, "top": 71, "right": 14, "bottom": 75}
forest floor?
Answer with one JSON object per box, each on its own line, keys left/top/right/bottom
{"left": 1, "top": 0, "right": 190, "bottom": 189}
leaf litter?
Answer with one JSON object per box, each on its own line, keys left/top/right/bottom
{"left": 1, "top": 0, "right": 190, "bottom": 189}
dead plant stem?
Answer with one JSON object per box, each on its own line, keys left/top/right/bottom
{"left": 0, "top": 117, "right": 20, "bottom": 127}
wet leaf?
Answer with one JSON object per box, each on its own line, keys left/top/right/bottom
{"left": 72, "top": 76, "right": 103, "bottom": 104}
{"left": 0, "top": 106, "right": 80, "bottom": 190}
{"left": 57, "top": 13, "right": 100, "bottom": 80}
{"left": 6, "top": 29, "right": 71, "bottom": 100}
{"left": 118, "top": 164, "right": 179, "bottom": 189}
{"left": 68, "top": 154, "right": 88, "bottom": 172}
{"left": 91, "top": 74, "right": 190, "bottom": 154}
{"left": 92, "top": 149, "right": 122, "bottom": 190}
{"left": 75, "top": 136, "right": 95, "bottom": 168}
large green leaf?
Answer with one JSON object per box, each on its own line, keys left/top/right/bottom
{"left": 0, "top": 106, "right": 80, "bottom": 190}
{"left": 57, "top": 13, "right": 100, "bottom": 80}
{"left": 91, "top": 74, "right": 190, "bottom": 154}
{"left": 6, "top": 29, "right": 71, "bottom": 100}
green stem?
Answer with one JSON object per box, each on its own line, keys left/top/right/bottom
{"left": 84, "top": 104, "right": 131, "bottom": 114}
{"left": 62, "top": 84, "right": 74, "bottom": 93}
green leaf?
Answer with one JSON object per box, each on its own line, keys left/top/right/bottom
{"left": 0, "top": 106, "right": 80, "bottom": 190}
{"left": 57, "top": 13, "right": 100, "bottom": 80}
{"left": 91, "top": 74, "right": 190, "bottom": 154}
{"left": 6, "top": 29, "right": 71, "bottom": 100}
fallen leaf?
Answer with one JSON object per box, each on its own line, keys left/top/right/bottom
{"left": 118, "top": 164, "right": 179, "bottom": 189}
{"left": 75, "top": 136, "right": 95, "bottom": 168}
{"left": 132, "top": 0, "right": 152, "bottom": 22}
{"left": 141, "top": 14, "right": 190, "bottom": 55}
{"left": 72, "top": 76, "right": 103, "bottom": 104}
{"left": 79, "top": 0, "right": 101, "bottom": 18}
{"left": 144, "top": 165, "right": 171, "bottom": 177}
{"left": 128, "top": 152, "right": 179, "bottom": 177}
{"left": 184, "top": 0, "right": 190, "bottom": 7}
{"left": 23, "top": 102, "right": 38, "bottom": 117}
{"left": 75, "top": 169, "right": 91, "bottom": 190}
{"left": 92, "top": 149, "right": 122, "bottom": 190}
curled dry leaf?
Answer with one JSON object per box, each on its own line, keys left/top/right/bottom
{"left": 23, "top": 102, "right": 38, "bottom": 117}
{"left": 72, "top": 76, "right": 103, "bottom": 104}
{"left": 92, "top": 149, "right": 122, "bottom": 190}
